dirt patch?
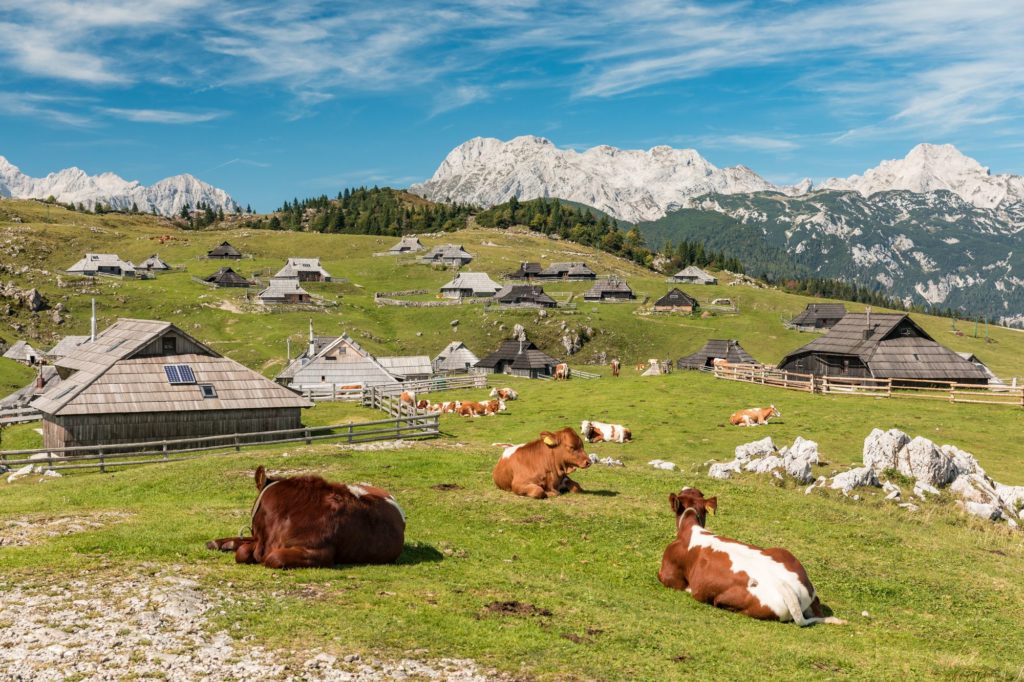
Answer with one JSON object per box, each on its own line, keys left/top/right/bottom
{"left": 431, "top": 483, "right": 464, "bottom": 491}
{"left": 518, "top": 515, "right": 547, "bottom": 524}
{"left": 0, "top": 512, "right": 132, "bottom": 548}
{"left": 670, "top": 654, "right": 692, "bottom": 663}
{"left": 1, "top": 569, "right": 514, "bottom": 681}
{"left": 483, "top": 601, "right": 552, "bottom": 617}
{"left": 560, "top": 628, "right": 603, "bottom": 644}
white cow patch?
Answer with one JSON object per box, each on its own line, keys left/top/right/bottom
{"left": 501, "top": 443, "right": 525, "bottom": 460}
{"left": 687, "top": 524, "right": 814, "bottom": 622}
{"left": 384, "top": 496, "right": 407, "bottom": 523}
{"left": 347, "top": 484, "right": 369, "bottom": 498}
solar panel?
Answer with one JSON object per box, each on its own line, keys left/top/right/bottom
{"left": 164, "top": 364, "right": 196, "bottom": 385}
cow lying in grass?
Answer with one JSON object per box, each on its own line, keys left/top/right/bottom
{"left": 454, "top": 399, "right": 505, "bottom": 417}
{"left": 489, "top": 387, "right": 519, "bottom": 401}
{"left": 492, "top": 427, "right": 591, "bottom": 499}
{"left": 658, "top": 487, "right": 845, "bottom": 626}
{"left": 729, "top": 405, "right": 781, "bottom": 426}
{"left": 207, "top": 466, "right": 405, "bottom": 569}
{"left": 581, "top": 420, "right": 632, "bottom": 443}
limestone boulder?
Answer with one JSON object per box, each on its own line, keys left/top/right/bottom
{"left": 734, "top": 437, "right": 775, "bottom": 462}
{"left": 899, "top": 436, "right": 956, "bottom": 487}
{"left": 745, "top": 455, "right": 783, "bottom": 475}
{"left": 830, "top": 466, "right": 879, "bottom": 495}
{"left": 862, "top": 428, "right": 910, "bottom": 472}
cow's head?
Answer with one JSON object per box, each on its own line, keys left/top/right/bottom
{"left": 580, "top": 420, "right": 594, "bottom": 441}
{"left": 541, "top": 427, "right": 591, "bottom": 471}
{"left": 770, "top": 404, "right": 781, "bottom": 418}
{"left": 489, "top": 387, "right": 498, "bottom": 398}
{"left": 669, "top": 487, "right": 717, "bottom": 528}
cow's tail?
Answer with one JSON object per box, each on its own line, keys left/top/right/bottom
{"left": 780, "top": 583, "right": 846, "bottom": 627}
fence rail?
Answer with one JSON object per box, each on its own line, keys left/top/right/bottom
{"left": 297, "top": 374, "right": 487, "bottom": 402}
{"left": 0, "top": 406, "right": 42, "bottom": 425}
{"left": 713, "top": 363, "right": 1024, "bottom": 408}
{"left": 0, "top": 414, "right": 440, "bottom": 473}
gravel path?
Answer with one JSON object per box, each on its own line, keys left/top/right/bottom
{"left": 0, "top": 571, "right": 510, "bottom": 681}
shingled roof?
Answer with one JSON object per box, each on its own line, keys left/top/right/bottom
{"left": 204, "top": 267, "right": 253, "bottom": 287}
{"left": 654, "top": 288, "right": 699, "bottom": 309}
{"left": 388, "top": 236, "right": 424, "bottom": 253}
{"left": 432, "top": 341, "right": 480, "bottom": 373}
{"left": 583, "top": 277, "right": 635, "bottom": 301}
{"left": 493, "top": 285, "right": 557, "bottom": 307}
{"left": 475, "top": 339, "right": 559, "bottom": 371}
{"left": 537, "top": 262, "right": 596, "bottom": 279}
{"left": 678, "top": 339, "right": 757, "bottom": 369}
{"left": 440, "top": 272, "right": 501, "bottom": 296}
{"left": 208, "top": 242, "right": 242, "bottom": 258}
{"left": 779, "top": 313, "right": 987, "bottom": 381}
{"left": 274, "top": 258, "right": 332, "bottom": 280}
{"left": 32, "top": 319, "right": 310, "bottom": 416}
{"left": 790, "top": 303, "right": 846, "bottom": 327}
{"left": 138, "top": 254, "right": 171, "bottom": 271}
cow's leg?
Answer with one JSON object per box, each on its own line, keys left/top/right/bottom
{"left": 234, "top": 540, "right": 259, "bottom": 564}
{"left": 710, "top": 586, "right": 771, "bottom": 617}
{"left": 511, "top": 479, "right": 548, "bottom": 499}
{"left": 657, "top": 556, "right": 688, "bottom": 591}
{"left": 558, "top": 476, "right": 583, "bottom": 494}
{"left": 206, "top": 536, "right": 253, "bottom": 552}
{"left": 261, "top": 546, "right": 334, "bottom": 569}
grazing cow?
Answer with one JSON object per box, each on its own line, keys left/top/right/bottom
{"left": 492, "top": 427, "right": 591, "bottom": 499}
{"left": 207, "top": 466, "right": 405, "bottom": 569}
{"left": 580, "top": 420, "right": 632, "bottom": 443}
{"left": 729, "top": 405, "right": 781, "bottom": 426}
{"left": 712, "top": 358, "right": 731, "bottom": 370}
{"left": 553, "top": 363, "right": 571, "bottom": 380}
{"left": 658, "top": 487, "right": 845, "bottom": 626}
{"left": 611, "top": 359, "right": 621, "bottom": 377}
{"left": 416, "top": 399, "right": 429, "bottom": 410}
{"left": 635, "top": 362, "right": 646, "bottom": 373}
{"left": 399, "top": 390, "right": 416, "bottom": 406}
{"left": 489, "top": 387, "right": 519, "bottom": 401}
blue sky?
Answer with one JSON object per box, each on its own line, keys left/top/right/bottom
{"left": 2, "top": 0, "right": 1023, "bottom": 211}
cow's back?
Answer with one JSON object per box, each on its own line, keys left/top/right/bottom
{"left": 493, "top": 442, "right": 545, "bottom": 490}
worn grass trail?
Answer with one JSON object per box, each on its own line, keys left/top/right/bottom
{"left": 2, "top": 373, "right": 1022, "bottom": 680}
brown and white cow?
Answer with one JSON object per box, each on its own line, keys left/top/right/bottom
{"left": 553, "top": 363, "right": 570, "bottom": 380}
{"left": 399, "top": 390, "right": 416, "bottom": 406}
{"left": 658, "top": 487, "right": 845, "bottom": 626}
{"left": 437, "top": 400, "right": 461, "bottom": 414}
{"left": 729, "top": 405, "right": 781, "bottom": 426}
{"left": 492, "top": 427, "right": 591, "bottom": 499}
{"left": 207, "top": 466, "right": 405, "bottom": 569}
{"left": 416, "top": 399, "right": 430, "bottom": 410}
{"left": 711, "top": 358, "right": 731, "bottom": 370}
{"left": 580, "top": 420, "right": 632, "bottom": 443}
{"left": 489, "top": 387, "right": 519, "bottom": 401}
{"left": 610, "top": 359, "right": 621, "bottom": 377}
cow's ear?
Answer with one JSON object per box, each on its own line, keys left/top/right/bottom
{"left": 255, "top": 465, "right": 267, "bottom": 491}
{"left": 540, "top": 431, "right": 558, "bottom": 447}
{"left": 669, "top": 492, "right": 680, "bottom": 512}
{"left": 705, "top": 496, "right": 718, "bottom": 515}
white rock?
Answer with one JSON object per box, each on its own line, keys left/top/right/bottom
{"left": 882, "top": 481, "right": 902, "bottom": 501}
{"left": 805, "top": 476, "right": 827, "bottom": 495}
{"left": 781, "top": 437, "right": 819, "bottom": 484}
{"left": 744, "top": 455, "right": 783, "bottom": 475}
{"left": 862, "top": 428, "right": 910, "bottom": 472}
{"left": 734, "top": 437, "right": 775, "bottom": 462}
{"left": 6, "top": 464, "right": 33, "bottom": 483}
{"left": 898, "top": 502, "right": 920, "bottom": 512}
{"left": 708, "top": 461, "right": 741, "bottom": 480}
{"left": 994, "top": 483, "right": 1024, "bottom": 512}
{"left": 899, "top": 436, "right": 956, "bottom": 487}
{"left": 830, "top": 466, "right": 880, "bottom": 495}
{"left": 949, "top": 474, "right": 998, "bottom": 505}
{"left": 913, "top": 481, "right": 941, "bottom": 499}
{"left": 648, "top": 459, "right": 678, "bottom": 471}
{"left": 941, "top": 444, "right": 986, "bottom": 478}
{"left": 42, "top": 470, "right": 61, "bottom": 478}
{"left": 957, "top": 501, "right": 1003, "bottom": 522}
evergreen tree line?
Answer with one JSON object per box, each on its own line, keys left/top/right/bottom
{"left": 774, "top": 276, "right": 959, "bottom": 319}
{"left": 243, "top": 187, "right": 474, "bottom": 235}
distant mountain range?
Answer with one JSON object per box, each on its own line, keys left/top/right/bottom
{"left": 0, "top": 156, "right": 239, "bottom": 217}
{"left": 413, "top": 137, "right": 1024, "bottom": 326}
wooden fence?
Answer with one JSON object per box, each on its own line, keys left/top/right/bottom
{"left": 0, "top": 406, "right": 42, "bottom": 426}
{"left": 297, "top": 374, "right": 487, "bottom": 402}
{"left": 0, "top": 414, "right": 440, "bottom": 474}
{"left": 713, "top": 363, "right": 1024, "bottom": 408}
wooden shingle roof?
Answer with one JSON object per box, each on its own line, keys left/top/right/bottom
{"left": 493, "top": 285, "right": 557, "bottom": 307}
{"left": 204, "top": 267, "right": 252, "bottom": 286}
{"left": 654, "top": 288, "right": 698, "bottom": 308}
{"left": 208, "top": 242, "right": 242, "bottom": 257}
{"left": 440, "top": 272, "right": 501, "bottom": 295}
{"left": 432, "top": 342, "right": 480, "bottom": 372}
{"left": 790, "top": 303, "right": 846, "bottom": 326}
{"left": 475, "top": 339, "right": 559, "bottom": 370}
{"left": 584, "top": 278, "right": 635, "bottom": 299}
{"left": 678, "top": 339, "right": 757, "bottom": 369}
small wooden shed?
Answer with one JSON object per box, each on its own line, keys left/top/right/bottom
{"left": 788, "top": 303, "right": 846, "bottom": 331}
{"left": 258, "top": 278, "right": 312, "bottom": 304}
{"left": 584, "top": 277, "right": 635, "bottom": 302}
{"left": 208, "top": 242, "right": 243, "bottom": 259}
{"left": 678, "top": 339, "right": 757, "bottom": 370}
{"left": 493, "top": 285, "right": 557, "bottom": 308}
{"left": 653, "top": 288, "right": 699, "bottom": 312}
{"left": 671, "top": 266, "right": 717, "bottom": 285}
{"left": 204, "top": 267, "right": 253, "bottom": 288}
{"left": 432, "top": 342, "right": 480, "bottom": 374}
{"left": 475, "top": 339, "right": 559, "bottom": 379}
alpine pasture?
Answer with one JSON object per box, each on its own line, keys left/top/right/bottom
{"left": 1, "top": 199, "right": 1023, "bottom": 680}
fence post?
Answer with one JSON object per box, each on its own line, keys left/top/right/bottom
{"left": 887, "top": 379, "right": 892, "bottom": 398}
{"left": 347, "top": 423, "right": 354, "bottom": 443}
{"left": 99, "top": 448, "right": 106, "bottom": 473}
{"left": 304, "top": 427, "right": 312, "bottom": 445}
{"left": 950, "top": 384, "right": 956, "bottom": 403}
{"left": 234, "top": 434, "right": 241, "bottom": 452}
{"left": 162, "top": 441, "right": 169, "bottom": 460}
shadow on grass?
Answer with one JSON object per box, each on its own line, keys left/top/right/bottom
{"left": 397, "top": 541, "right": 444, "bottom": 565}
{"left": 578, "top": 489, "right": 619, "bottom": 497}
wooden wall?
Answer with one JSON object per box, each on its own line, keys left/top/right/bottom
{"left": 43, "top": 407, "right": 303, "bottom": 450}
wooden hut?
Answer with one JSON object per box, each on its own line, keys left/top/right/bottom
{"left": 671, "top": 266, "right": 717, "bottom": 285}
{"left": 275, "top": 332, "right": 399, "bottom": 390}
{"left": 47, "top": 335, "right": 91, "bottom": 360}
{"left": 584, "top": 277, "right": 635, "bottom": 302}
{"left": 32, "top": 319, "right": 311, "bottom": 450}
{"left": 493, "top": 285, "right": 557, "bottom": 308}
{"left": 432, "top": 342, "right": 480, "bottom": 374}
{"left": 507, "top": 262, "right": 543, "bottom": 280}
{"left": 3, "top": 340, "right": 42, "bottom": 365}
{"left": 378, "top": 356, "right": 433, "bottom": 381}
{"left": 388, "top": 237, "right": 424, "bottom": 254}
{"left": 204, "top": 267, "right": 253, "bottom": 288}
{"left": 678, "top": 339, "right": 757, "bottom": 370}
{"left": 419, "top": 244, "right": 474, "bottom": 267}
{"left": 274, "top": 258, "right": 332, "bottom": 282}
{"left": 475, "top": 339, "right": 559, "bottom": 379}
{"left": 778, "top": 313, "right": 987, "bottom": 385}
{"left": 66, "top": 253, "right": 136, "bottom": 278}
{"left": 439, "top": 272, "right": 501, "bottom": 299}
{"left": 258, "top": 278, "right": 312, "bottom": 304}
{"left": 788, "top": 303, "right": 846, "bottom": 331}
{"left": 1, "top": 365, "right": 60, "bottom": 410}
{"left": 137, "top": 255, "right": 171, "bottom": 272}
{"left": 208, "top": 242, "right": 243, "bottom": 259}
{"left": 653, "top": 288, "right": 699, "bottom": 312}
{"left": 537, "top": 262, "right": 597, "bottom": 280}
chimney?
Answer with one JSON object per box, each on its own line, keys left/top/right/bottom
{"left": 90, "top": 298, "right": 97, "bottom": 341}
{"left": 863, "top": 306, "right": 873, "bottom": 340}
{"left": 308, "top": 319, "right": 315, "bottom": 357}
{"left": 286, "top": 338, "right": 292, "bottom": 362}
{"left": 519, "top": 338, "right": 524, "bottom": 354}
{"left": 34, "top": 370, "right": 45, "bottom": 391}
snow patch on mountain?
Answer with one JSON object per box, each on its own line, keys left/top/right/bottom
{"left": 0, "top": 155, "right": 239, "bottom": 217}
{"left": 410, "top": 136, "right": 779, "bottom": 222}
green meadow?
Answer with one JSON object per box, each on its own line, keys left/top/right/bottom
{"left": 1, "top": 199, "right": 1023, "bottom": 679}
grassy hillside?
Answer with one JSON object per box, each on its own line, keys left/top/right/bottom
{"left": 0, "top": 198, "right": 1021, "bottom": 386}
{"left": 2, "top": 373, "right": 1022, "bottom": 680}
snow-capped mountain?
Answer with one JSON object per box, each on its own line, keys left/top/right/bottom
{"left": 819, "top": 144, "right": 1024, "bottom": 212}
{"left": 0, "top": 156, "right": 240, "bottom": 217}
{"left": 410, "top": 136, "right": 782, "bottom": 222}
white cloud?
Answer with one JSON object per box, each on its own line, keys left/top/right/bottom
{"left": 698, "top": 134, "right": 800, "bottom": 153}
{"left": 100, "top": 108, "right": 226, "bottom": 124}
{"left": 431, "top": 85, "right": 489, "bottom": 116}
{"left": 0, "top": 92, "right": 95, "bottom": 127}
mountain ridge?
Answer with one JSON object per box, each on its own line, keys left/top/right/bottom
{"left": 0, "top": 155, "right": 240, "bottom": 217}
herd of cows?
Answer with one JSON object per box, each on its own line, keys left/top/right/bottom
{"left": 207, "top": 379, "right": 840, "bottom": 628}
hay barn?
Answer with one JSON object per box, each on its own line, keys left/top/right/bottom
{"left": 678, "top": 339, "right": 757, "bottom": 369}
{"left": 475, "top": 339, "right": 560, "bottom": 379}
{"left": 258, "top": 278, "right": 311, "bottom": 304}
{"left": 208, "top": 242, "right": 242, "bottom": 259}
{"left": 788, "top": 303, "right": 846, "bottom": 331}
{"left": 32, "top": 319, "right": 311, "bottom": 450}
{"left": 778, "top": 313, "right": 987, "bottom": 385}
{"left": 507, "top": 262, "right": 543, "bottom": 280}
{"left": 492, "top": 285, "right": 558, "bottom": 308}
{"left": 378, "top": 356, "right": 433, "bottom": 381}
{"left": 137, "top": 255, "right": 171, "bottom": 272}
{"left": 274, "top": 258, "right": 332, "bottom": 282}
{"left": 653, "top": 288, "right": 699, "bottom": 312}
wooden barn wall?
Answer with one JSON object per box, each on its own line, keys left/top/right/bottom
{"left": 781, "top": 353, "right": 869, "bottom": 378}
{"left": 135, "top": 332, "right": 211, "bottom": 358}
{"left": 43, "top": 408, "right": 303, "bottom": 450}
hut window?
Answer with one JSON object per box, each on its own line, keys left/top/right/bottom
{"left": 162, "top": 337, "right": 176, "bottom": 355}
{"left": 199, "top": 384, "right": 217, "bottom": 398}
{"left": 164, "top": 364, "right": 196, "bottom": 384}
